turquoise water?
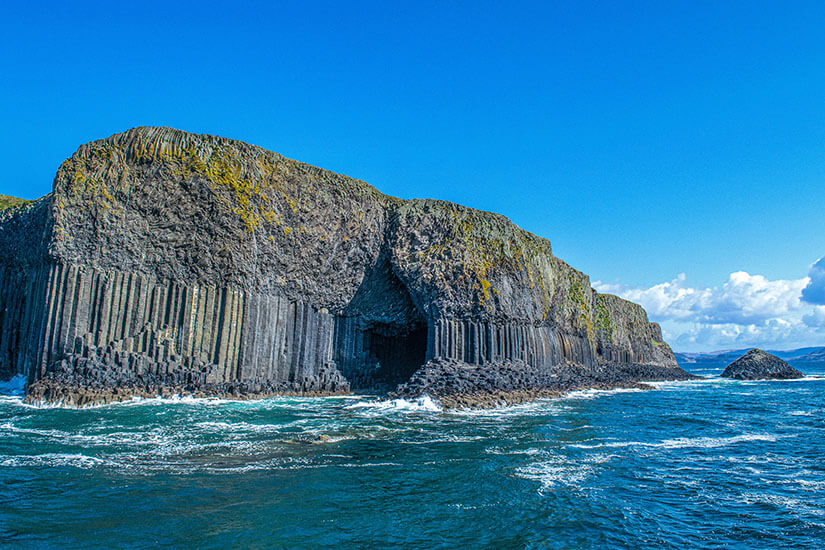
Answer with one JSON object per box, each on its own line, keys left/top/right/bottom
{"left": 1, "top": 364, "right": 824, "bottom": 549}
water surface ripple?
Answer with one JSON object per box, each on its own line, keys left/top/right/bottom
{"left": 1, "top": 366, "right": 824, "bottom": 549}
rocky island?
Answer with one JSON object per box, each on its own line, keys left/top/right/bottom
{"left": 721, "top": 349, "right": 804, "bottom": 380}
{"left": 0, "top": 127, "right": 694, "bottom": 407}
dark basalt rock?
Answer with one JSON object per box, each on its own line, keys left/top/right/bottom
{"left": 721, "top": 349, "right": 804, "bottom": 380}
{"left": 0, "top": 127, "right": 695, "bottom": 407}
{"left": 392, "top": 357, "right": 698, "bottom": 408}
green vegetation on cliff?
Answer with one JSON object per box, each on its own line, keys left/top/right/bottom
{"left": 0, "top": 195, "right": 30, "bottom": 211}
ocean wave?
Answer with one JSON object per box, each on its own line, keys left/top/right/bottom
{"left": 15, "top": 393, "right": 365, "bottom": 411}
{"left": 485, "top": 447, "right": 545, "bottom": 456}
{"left": 0, "top": 452, "right": 113, "bottom": 469}
{"left": 0, "top": 421, "right": 185, "bottom": 449}
{"left": 345, "top": 395, "right": 443, "bottom": 413}
{"left": 782, "top": 375, "right": 825, "bottom": 382}
{"left": 563, "top": 387, "right": 645, "bottom": 400}
{"left": 787, "top": 409, "right": 819, "bottom": 417}
{"left": 194, "top": 420, "right": 292, "bottom": 434}
{"left": 401, "top": 435, "right": 486, "bottom": 445}
{"left": 449, "top": 398, "right": 567, "bottom": 418}
{"left": 0, "top": 422, "right": 69, "bottom": 439}
{"left": 516, "top": 452, "right": 614, "bottom": 491}
{"left": 796, "top": 479, "right": 825, "bottom": 491}
{"left": 571, "top": 433, "right": 780, "bottom": 450}
{"left": 646, "top": 377, "right": 734, "bottom": 390}
{"left": 517, "top": 461, "right": 594, "bottom": 489}
{"left": 739, "top": 492, "right": 825, "bottom": 517}
{"left": 12, "top": 394, "right": 227, "bottom": 410}
{"left": 338, "top": 462, "right": 402, "bottom": 468}
{"left": 0, "top": 395, "right": 24, "bottom": 406}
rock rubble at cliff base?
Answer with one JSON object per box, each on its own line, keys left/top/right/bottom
{"left": 392, "top": 358, "right": 698, "bottom": 409}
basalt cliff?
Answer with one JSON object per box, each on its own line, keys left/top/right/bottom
{"left": 0, "top": 127, "right": 692, "bottom": 407}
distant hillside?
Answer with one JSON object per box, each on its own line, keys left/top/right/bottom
{"left": 787, "top": 348, "right": 825, "bottom": 363}
{"left": 0, "top": 195, "right": 31, "bottom": 211}
{"left": 675, "top": 346, "right": 825, "bottom": 370}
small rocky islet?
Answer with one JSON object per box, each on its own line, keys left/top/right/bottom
{"left": 1, "top": 126, "right": 704, "bottom": 408}
{"left": 721, "top": 349, "right": 805, "bottom": 380}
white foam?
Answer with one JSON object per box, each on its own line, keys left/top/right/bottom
{"left": 646, "top": 377, "right": 733, "bottom": 389}
{"left": 194, "top": 420, "right": 289, "bottom": 434}
{"left": 739, "top": 492, "right": 825, "bottom": 517}
{"left": 563, "top": 387, "right": 645, "bottom": 400}
{"left": 785, "top": 375, "right": 824, "bottom": 382}
{"left": 0, "top": 422, "right": 68, "bottom": 439}
{"left": 448, "top": 399, "right": 560, "bottom": 417}
{"left": 517, "top": 461, "right": 593, "bottom": 489}
{"left": 110, "top": 394, "right": 241, "bottom": 407}
{"left": 486, "top": 447, "right": 544, "bottom": 456}
{"left": 0, "top": 395, "right": 25, "bottom": 406}
{"left": 401, "top": 435, "right": 485, "bottom": 445}
{"left": 796, "top": 479, "right": 825, "bottom": 491}
{"left": 516, "top": 452, "right": 614, "bottom": 491}
{"left": 0, "top": 453, "right": 111, "bottom": 469}
{"left": 346, "top": 395, "right": 443, "bottom": 413}
{"left": 18, "top": 393, "right": 273, "bottom": 410}
{"left": 0, "top": 422, "right": 185, "bottom": 450}
{"left": 788, "top": 410, "right": 816, "bottom": 417}
{"left": 571, "top": 433, "right": 779, "bottom": 450}
{"left": 339, "top": 462, "right": 402, "bottom": 468}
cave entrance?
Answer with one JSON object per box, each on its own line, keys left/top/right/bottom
{"left": 363, "top": 321, "right": 427, "bottom": 390}
{"left": 334, "top": 253, "right": 430, "bottom": 393}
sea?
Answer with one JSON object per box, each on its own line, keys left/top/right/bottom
{"left": 1, "top": 360, "right": 824, "bottom": 549}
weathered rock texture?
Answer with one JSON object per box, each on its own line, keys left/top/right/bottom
{"left": 721, "top": 349, "right": 804, "bottom": 380}
{"left": 0, "top": 127, "right": 693, "bottom": 406}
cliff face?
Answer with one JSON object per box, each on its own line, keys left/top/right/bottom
{"left": 0, "top": 127, "right": 690, "bottom": 405}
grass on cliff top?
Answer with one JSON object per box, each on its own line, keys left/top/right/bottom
{"left": 0, "top": 195, "right": 31, "bottom": 211}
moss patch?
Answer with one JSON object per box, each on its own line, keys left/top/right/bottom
{"left": 0, "top": 195, "right": 31, "bottom": 211}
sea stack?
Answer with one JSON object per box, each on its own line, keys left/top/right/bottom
{"left": 721, "top": 349, "right": 804, "bottom": 380}
{"left": 0, "top": 127, "right": 694, "bottom": 407}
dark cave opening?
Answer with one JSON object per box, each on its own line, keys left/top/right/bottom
{"left": 364, "top": 321, "right": 428, "bottom": 390}
{"left": 334, "top": 253, "right": 430, "bottom": 393}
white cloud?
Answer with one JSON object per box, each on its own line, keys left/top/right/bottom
{"left": 802, "top": 306, "right": 825, "bottom": 328}
{"left": 670, "top": 319, "right": 821, "bottom": 350}
{"left": 594, "top": 268, "right": 825, "bottom": 352}
{"left": 595, "top": 271, "right": 808, "bottom": 325}
{"left": 801, "top": 256, "right": 825, "bottom": 305}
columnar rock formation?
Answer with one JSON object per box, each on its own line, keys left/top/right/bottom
{"left": 0, "top": 127, "right": 692, "bottom": 406}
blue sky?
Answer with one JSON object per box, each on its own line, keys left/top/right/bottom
{"left": 2, "top": 1, "right": 824, "bottom": 351}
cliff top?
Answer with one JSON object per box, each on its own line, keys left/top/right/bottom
{"left": 48, "top": 127, "right": 567, "bottom": 317}
{"left": 0, "top": 195, "right": 31, "bottom": 211}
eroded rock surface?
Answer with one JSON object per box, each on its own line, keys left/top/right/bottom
{"left": 721, "top": 349, "right": 804, "bottom": 380}
{"left": 0, "top": 127, "right": 693, "bottom": 407}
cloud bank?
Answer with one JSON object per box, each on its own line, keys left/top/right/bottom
{"left": 801, "top": 256, "right": 825, "bottom": 305}
{"left": 594, "top": 262, "right": 825, "bottom": 352}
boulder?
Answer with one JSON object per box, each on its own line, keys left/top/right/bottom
{"left": 721, "top": 349, "right": 804, "bottom": 380}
